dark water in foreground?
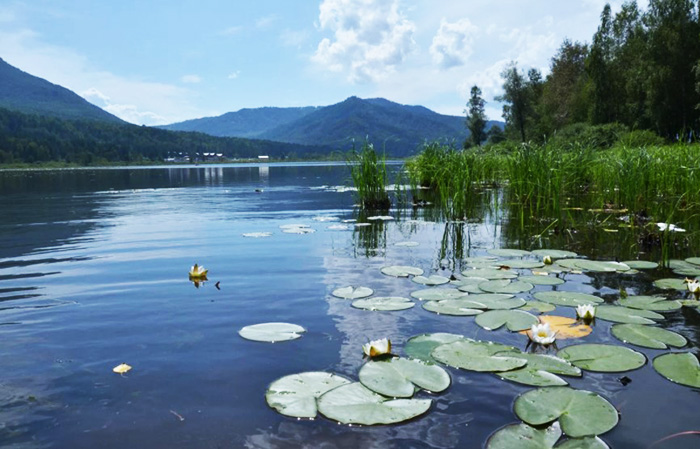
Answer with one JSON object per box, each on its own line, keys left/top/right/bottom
{"left": 0, "top": 163, "right": 698, "bottom": 449}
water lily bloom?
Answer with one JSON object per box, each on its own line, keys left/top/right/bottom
{"left": 113, "top": 363, "right": 132, "bottom": 374}
{"left": 543, "top": 255, "right": 553, "bottom": 265}
{"left": 687, "top": 279, "right": 700, "bottom": 298}
{"left": 529, "top": 323, "right": 556, "bottom": 345}
{"left": 362, "top": 338, "right": 391, "bottom": 357}
{"left": 189, "top": 263, "right": 208, "bottom": 278}
{"left": 576, "top": 304, "right": 596, "bottom": 320}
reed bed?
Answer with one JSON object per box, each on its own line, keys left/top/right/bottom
{"left": 348, "top": 141, "right": 390, "bottom": 210}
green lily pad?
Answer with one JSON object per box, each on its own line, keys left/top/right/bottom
{"left": 622, "top": 260, "right": 659, "bottom": 269}
{"left": 479, "top": 279, "right": 534, "bottom": 294}
{"left": 496, "top": 353, "right": 581, "bottom": 387}
{"left": 380, "top": 265, "right": 424, "bottom": 277}
{"left": 669, "top": 259, "right": 700, "bottom": 276}
{"left": 404, "top": 333, "right": 464, "bottom": 362}
{"left": 454, "top": 276, "right": 490, "bottom": 293}
{"left": 332, "top": 286, "right": 373, "bottom": 299}
{"left": 557, "top": 343, "right": 646, "bottom": 372}
{"left": 475, "top": 310, "right": 539, "bottom": 332}
{"left": 238, "top": 322, "right": 306, "bottom": 342}
{"left": 317, "top": 382, "right": 431, "bottom": 425}
{"left": 423, "top": 299, "right": 484, "bottom": 316}
{"left": 653, "top": 352, "right": 700, "bottom": 388}
{"left": 680, "top": 299, "right": 700, "bottom": 307}
{"left": 463, "top": 294, "right": 524, "bottom": 309}
{"left": 572, "top": 260, "right": 631, "bottom": 272}
{"left": 611, "top": 324, "right": 687, "bottom": 349}
{"left": 520, "top": 300, "right": 557, "bottom": 313}
{"left": 462, "top": 268, "right": 518, "bottom": 280}
{"left": 617, "top": 295, "right": 681, "bottom": 311}
{"left": 501, "top": 259, "right": 546, "bottom": 269}
{"left": 534, "top": 291, "right": 604, "bottom": 307}
{"left": 265, "top": 372, "right": 352, "bottom": 418}
{"left": 359, "top": 357, "right": 450, "bottom": 397}
{"left": 351, "top": 296, "right": 415, "bottom": 311}
{"left": 531, "top": 249, "right": 579, "bottom": 259}
{"left": 685, "top": 257, "right": 700, "bottom": 266}
{"left": 488, "top": 248, "right": 532, "bottom": 257}
{"left": 410, "top": 288, "right": 467, "bottom": 301}
{"left": 557, "top": 437, "right": 610, "bottom": 449}
{"left": 595, "top": 305, "right": 664, "bottom": 324}
{"left": 432, "top": 339, "right": 526, "bottom": 372}
{"left": 514, "top": 387, "right": 619, "bottom": 437}
{"left": 487, "top": 422, "right": 561, "bottom": 449}
{"left": 653, "top": 278, "right": 688, "bottom": 290}
{"left": 518, "top": 275, "right": 565, "bottom": 286}
{"left": 412, "top": 275, "right": 450, "bottom": 286}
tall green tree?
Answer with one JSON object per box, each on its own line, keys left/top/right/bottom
{"left": 542, "top": 39, "right": 590, "bottom": 131}
{"left": 588, "top": 4, "right": 619, "bottom": 124}
{"left": 497, "top": 62, "right": 530, "bottom": 142}
{"left": 465, "top": 85, "right": 487, "bottom": 147}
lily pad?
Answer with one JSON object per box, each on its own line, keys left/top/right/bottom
{"left": 423, "top": 299, "right": 484, "bottom": 316}
{"left": 557, "top": 438, "right": 610, "bottom": 449}
{"left": 534, "top": 291, "right": 604, "bottom": 307}
{"left": 316, "top": 382, "right": 431, "bottom": 425}
{"left": 352, "top": 296, "right": 415, "bottom": 312}
{"left": 412, "top": 275, "right": 450, "bottom": 286}
{"left": 653, "top": 352, "right": 700, "bottom": 388}
{"left": 595, "top": 305, "right": 664, "bottom": 324}
{"left": 611, "top": 324, "right": 687, "bottom": 349}
{"left": 514, "top": 387, "right": 619, "bottom": 437}
{"left": 526, "top": 315, "right": 593, "bottom": 339}
{"left": 520, "top": 301, "right": 557, "bottom": 313}
{"left": 685, "top": 257, "right": 700, "bottom": 266}
{"left": 410, "top": 288, "right": 467, "bottom": 301}
{"left": 242, "top": 232, "right": 273, "bottom": 238}
{"left": 462, "top": 294, "right": 524, "bottom": 310}
{"left": 332, "top": 286, "right": 373, "bottom": 299}
{"left": 573, "top": 260, "right": 630, "bottom": 272}
{"left": 359, "top": 357, "right": 450, "bottom": 397}
{"left": 404, "top": 333, "right": 464, "bottom": 362}
{"left": 381, "top": 265, "right": 424, "bottom": 277}
{"left": 622, "top": 260, "right": 659, "bottom": 269}
{"left": 238, "top": 322, "right": 306, "bottom": 342}
{"left": 653, "top": 278, "right": 688, "bottom": 291}
{"left": 394, "top": 241, "right": 420, "bottom": 247}
{"left": 496, "top": 353, "right": 582, "bottom": 387}
{"left": 479, "top": 279, "right": 534, "bottom": 294}
{"left": 475, "top": 310, "right": 539, "bottom": 332}
{"left": 500, "top": 259, "right": 546, "bottom": 269}
{"left": 557, "top": 343, "right": 646, "bottom": 372}
{"left": 487, "top": 422, "right": 561, "bottom": 449}
{"left": 432, "top": 339, "right": 526, "bottom": 372}
{"left": 454, "top": 276, "right": 490, "bottom": 293}
{"left": 531, "top": 249, "right": 579, "bottom": 259}
{"left": 617, "top": 295, "right": 681, "bottom": 311}
{"left": 265, "top": 372, "right": 352, "bottom": 418}
{"left": 518, "top": 275, "right": 565, "bottom": 286}
{"left": 462, "top": 268, "right": 518, "bottom": 280}
{"left": 488, "top": 248, "right": 532, "bottom": 257}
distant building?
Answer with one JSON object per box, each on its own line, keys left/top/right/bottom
{"left": 258, "top": 155, "right": 269, "bottom": 160}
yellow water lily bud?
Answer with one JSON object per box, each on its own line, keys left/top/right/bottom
{"left": 543, "top": 255, "right": 553, "bottom": 265}
{"left": 113, "top": 363, "right": 132, "bottom": 374}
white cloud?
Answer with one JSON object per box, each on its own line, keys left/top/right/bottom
{"left": 220, "top": 25, "right": 242, "bottom": 36}
{"left": 227, "top": 70, "right": 241, "bottom": 79}
{"left": 280, "top": 29, "right": 310, "bottom": 48}
{"left": 313, "top": 0, "right": 416, "bottom": 83}
{"left": 256, "top": 15, "right": 277, "bottom": 29}
{"left": 430, "top": 18, "right": 478, "bottom": 69}
{"left": 181, "top": 74, "right": 201, "bottom": 84}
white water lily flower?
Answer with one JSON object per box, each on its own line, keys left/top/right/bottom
{"left": 576, "top": 304, "right": 596, "bottom": 320}
{"left": 656, "top": 222, "right": 686, "bottom": 233}
{"left": 530, "top": 323, "right": 556, "bottom": 345}
{"left": 189, "top": 263, "right": 208, "bottom": 278}
{"left": 362, "top": 338, "right": 391, "bottom": 357}
{"left": 687, "top": 279, "right": 700, "bottom": 297}
{"left": 543, "top": 255, "right": 553, "bottom": 265}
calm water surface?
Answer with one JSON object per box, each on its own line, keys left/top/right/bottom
{"left": 0, "top": 163, "right": 698, "bottom": 449}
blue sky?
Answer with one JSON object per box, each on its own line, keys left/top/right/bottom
{"left": 0, "top": 0, "right": 639, "bottom": 125}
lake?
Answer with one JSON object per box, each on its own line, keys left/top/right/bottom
{"left": 0, "top": 162, "right": 698, "bottom": 449}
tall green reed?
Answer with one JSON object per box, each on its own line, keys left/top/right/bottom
{"left": 348, "top": 141, "right": 390, "bottom": 210}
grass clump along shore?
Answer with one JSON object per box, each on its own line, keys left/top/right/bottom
{"left": 348, "top": 141, "right": 391, "bottom": 210}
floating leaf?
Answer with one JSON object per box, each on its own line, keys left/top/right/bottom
{"left": 669, "top": 259, "right": 700, "bottom": 276}
{"left": 359, "top": 357, "right": 450, "bottom": 397}
{"left": 475, "top": 310, "right": 539, "bottom": 332}
{"left": 238, "top": 322, "right": 306, "bottom": 342}
{"left": 462, "top": 294, "right": 524, "bottom": 310}
{"left": 500, "top": 259, "right": 546, "bottom": 269}
{"left": 571, "top": 260, "right": 631, "bottom": 272}
{"left": 410, "top": 288, "right": 467, "bottom": 301}
{"left": 404, "top": 333, "right": 464, "bottom": 362}
{"left": 394, "top": 241, "right": 419, "bottom": 247}
{"left": 496, "top": 354, "right": 581, "bottom": 387}
{"left": 242, "top": 232, "right": 273, "bottom": 238}
{"left": 280, "top": 224, "right": 316, "bottom": 234}
{"left": 352, "top": 296, "right": 415, "bottom": 311}
{"left": 113, "top": 363, "right": 132, "bottom": 374}
{"left": 367, "top": 215, "right": 394, "bottom": 221}
{"left": 479, "top": 279, "right": 534, "bottom": 294}
{"left": 557, "top": 343, "right": 646, "bottom": 372}
{"left": 520, "top": 301, "right": 557, "bottom": 313}
{"left": 611, "top": 324, "right": 687, "bottom": 349}
{"left": 423, "top": 300, "right": 484, "bottom": 316}
{"left": 518, "top": 275, "right": 565, "bottom": 286}
{"left": 685, "top": 257, "right": 700, "bottom": 266}
{"left": 265, "top": 372, "right": 352, "bottom": 418}
{"left": 622, "top": 260, "right": 658, "bottom": 269}
{"left": 327, "top": 224, "right": 350, "bottom": 230}
{"left": 432, "top": 339, "right": 526, "bottom": 372}
{"left": 557, "top": 437, "right": 610, "bottom": 449}
{"left": 487, "top": 422, "right": 561, "bottom": 449}
{"left": 488, "top": 248, "right": 532, "bottom": 257}
{"left": 534, "top": 291, "right": 604, "bottom": 307}
{"left": 531, "top": 249, "right": 579, "bottom": 259}
{"left": 514, "top": 387, "right": 619, "bottom": 437}
{"left": 653, "top": 352, "right": 700, "bottom": 388}
{"left": 595, "top": 305, "right": 663, "bottom": 324}
{"left": 454, "top": 276, "right": 489, "bottom": 293}
{"left": 317, "top": 382, "right": 431, "bottom": 425}
{"left": 617, "top": 295, "right": 681, "bottom": 311}
{"left": 332, "top": 286, "right": 373, "bottom": 299}
{"left": 380, "top": 265, "right": 423, "bottom": 277}
{"left": 462, "top": 268, "right": 518, "bottom": 280}
{"left": 412, "top": 275, "right": 450, "bottom": 286}
{"left": 653, "top": 278, "right": 688, "bottom": 290}
{"left": 522, "top": 315, "right": 592, "bottom": 340}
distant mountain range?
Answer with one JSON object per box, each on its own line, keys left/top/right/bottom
{"left": 0, "top": 57, "right": 123, "bottom": 123}
{"left": 162, "top": 97, "right": 502, "bottom": 156}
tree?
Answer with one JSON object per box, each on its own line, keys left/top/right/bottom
{"left": 542, "top": 39, "right": 590, "bottom": 131}
{"left": 465, "top": 85, "right": 487, "bottom": 147}
{"left": 497, "top": 62, "right": 537, "bottom": 142}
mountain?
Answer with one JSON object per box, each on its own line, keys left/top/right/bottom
{"left": 160, "top": 106, "right": 318, "bottom": 138}
{"left": 163, "top": 96, "right": 502, "bottom": 156}
{"left": 0, "top": 57, "right": 123, "bottom": 123}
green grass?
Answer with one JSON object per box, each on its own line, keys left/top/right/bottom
{"left": 348, "top": 141, "right": 391, "bottom": 210}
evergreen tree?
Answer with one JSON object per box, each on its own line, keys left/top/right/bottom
{"left": 465, "top": 85, "right": 487, "bottom": 147}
